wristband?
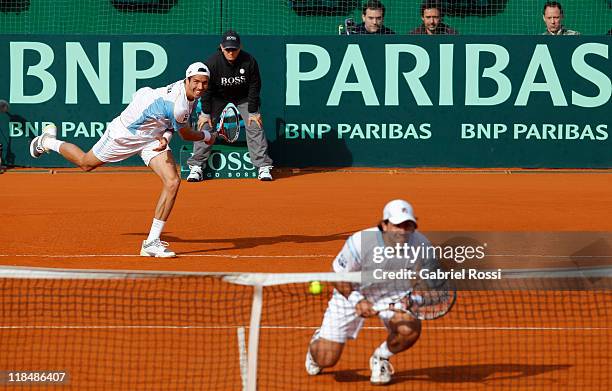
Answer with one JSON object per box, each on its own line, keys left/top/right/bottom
{"left": 162, "top": 130, "right": 173, "bottom": 142}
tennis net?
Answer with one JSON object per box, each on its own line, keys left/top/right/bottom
{"left": 0, "top": 266, "right": 610, "bottom": 390}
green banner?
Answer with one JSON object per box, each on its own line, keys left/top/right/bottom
{"left": 0, "top": 35, "right": 610, "bottom": 169}
{"left": 178, "top": 144, "right": 256, "bottom": 180}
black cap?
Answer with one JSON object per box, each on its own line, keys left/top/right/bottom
{"left": 221, "top": 30, "right": 241, "bottom": 49}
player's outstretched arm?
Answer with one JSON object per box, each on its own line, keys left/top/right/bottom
{"left": 333, "top": 282, "right": 377, "bottom": 318}
{"left": 178, "top": 126, "right": 203, "bottom": 141}
{"left": 355, "top": 300, "right": 377, "bottom": 318}
{"left": 178, "top": 126, "right": 216, "bottom": 144}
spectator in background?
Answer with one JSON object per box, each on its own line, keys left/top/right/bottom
{"left": 607, "top": 28, "right": 612, "bottom": 35}
{"left": 542, "top": 1, "right": 579, "bottom": 35}
{"left": 409, "top": 1, "right": 458, "bottom": 35}
{"left": 187, "top": 31, "right": 273, "bottom": 182}
{"left": 352, "top": 0, "right": 395, "bottom": 34}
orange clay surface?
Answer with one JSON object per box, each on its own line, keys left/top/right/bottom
{"left": 1, "top": 168, "right": 611, "bottom": 271}
{"left": 0, "top": 168, "right": 611, "bottom": 390}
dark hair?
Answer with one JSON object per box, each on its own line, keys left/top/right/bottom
{"left": 543, "top": 1, "right": 563, "bottom": 15}
{"left": 377, "top": 219, "right": 418, "bottom": 232}
{"left": 420, "top": 1, "right": 442, "bottom": 17}
{"left": 362, "top": 0, "right": 385, "bottom": 16}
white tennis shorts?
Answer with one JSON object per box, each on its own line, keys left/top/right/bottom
{"left": 92, "top": 118, "right": 170, "bottom": 166}
{"left": 317, "top": 290, "right": 394, "bottom": 344}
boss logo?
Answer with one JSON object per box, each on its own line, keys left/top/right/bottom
{"left": 220, "top": 76, "right": 246, "bottom": 86}
{"left": 208, "top": 151, "right": 255, "bottom": 171}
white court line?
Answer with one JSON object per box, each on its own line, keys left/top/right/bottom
{"left": 0, "top": 325, "right": 610, "bottom": 331}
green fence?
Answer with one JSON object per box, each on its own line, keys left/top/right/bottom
{"left": 0, "top": 1, "right": 610, "bottom": 35}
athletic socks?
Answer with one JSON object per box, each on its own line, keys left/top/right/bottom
{"left": 374, "top": 341, "right": 394, "bottom": 360}
{"left": 146, "top": 218, "right": 165, "bottom": 242}
{"left": 44, "top": 138, "right": 64, "bottom": 153}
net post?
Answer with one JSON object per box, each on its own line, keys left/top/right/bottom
{"left": 247, "top": 284, "right": 263, "bottom": 391}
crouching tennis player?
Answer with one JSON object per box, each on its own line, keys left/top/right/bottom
{"left": 306, "top": 199, "right": 431, "bottom": 385}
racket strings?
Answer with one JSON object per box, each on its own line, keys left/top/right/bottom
{"left": 218, "top": 107, "right": 241, "bottom": 142}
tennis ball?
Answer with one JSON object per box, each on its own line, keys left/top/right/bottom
{"left": 309, "top": 281, "right": 323, "bottom": 295}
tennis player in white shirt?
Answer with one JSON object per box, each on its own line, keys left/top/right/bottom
{"left": 29, "top": 62, "right": 216, "bottom": 258}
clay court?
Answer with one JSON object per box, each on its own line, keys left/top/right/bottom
{"left": 1, "top": 169, "right": 611, "bottom": 390}
{"left": 3, "top": 168, "right": 611, "bottom": 269}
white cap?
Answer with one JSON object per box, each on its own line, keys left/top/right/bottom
{"left": 383, "top": 199, "right": 417, "bottom": 226}
{"left": 185, "top": 62, "right": 210, "bottom": 79}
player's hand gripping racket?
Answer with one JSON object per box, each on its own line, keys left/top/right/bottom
{"left": 215, "top": 102, "right": 242, "bottom": 143}
{"left": 373, "top": 278, "right": 457, "bottom": 320}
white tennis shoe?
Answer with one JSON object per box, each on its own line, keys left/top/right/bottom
{"left": 140, "top": 239, "right": 176, "bottom": 258}
{"left": 257, "top": 165, "right": 273, "bottom": 181}
{"left": 186, "top": 165, "right": 204, "bottom": 182}
{"left": 305, "top": 328, "right": 322, "bottom": 375}
{"left": 369, "top": 355, "right": 394, "bottom": 385}
{"left": 29, "top": 124, "right": 57, "bottom": 158}
{"left": 305, "top": 349, "right": 321, "bottom": 376}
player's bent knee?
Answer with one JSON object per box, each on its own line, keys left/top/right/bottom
{"left": 395, "top": 323, "right": 421, "bottom": 349}
{"left": 78, "top": 151, "right": 103, "bottom": 172}
{"left": 77, "top": 161, "right": 97, "bottom": 172}
{"left": 397, "top": 324, "right": 420, "bottom": 340}
{"left": 165, "top": 176, "right": 181, "bottom": 193}
{"left": 393, "top": 318, "right": 421, "bottom": 338}
{"left": 311, "top": 340, "right": 343, "bottom": 368}
{"left": 313, "top": 350, "right": 342, "bottom": 368}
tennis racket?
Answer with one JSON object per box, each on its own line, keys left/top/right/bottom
{"left": 215, "top": 102, "right": 242, "bottom": 143}
{"left": 373, "top": 279, "right": 457, "bottom": 320}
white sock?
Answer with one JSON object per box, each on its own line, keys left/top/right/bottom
{"left": 44, "top": 138, "right": 64, "bottom": 153}
{"left": 146, "top": 218, "right": 165, "bottom": 242}
{"left": 374, "top": 342, "right": 394, "bottom": 359}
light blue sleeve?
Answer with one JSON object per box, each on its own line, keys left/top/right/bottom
{"left": 332, "top": 236, "right": 361, "bottom": 272}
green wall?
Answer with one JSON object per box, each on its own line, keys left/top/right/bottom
{"left": 1, "top": 35, "right": 610, "bottom": 168}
